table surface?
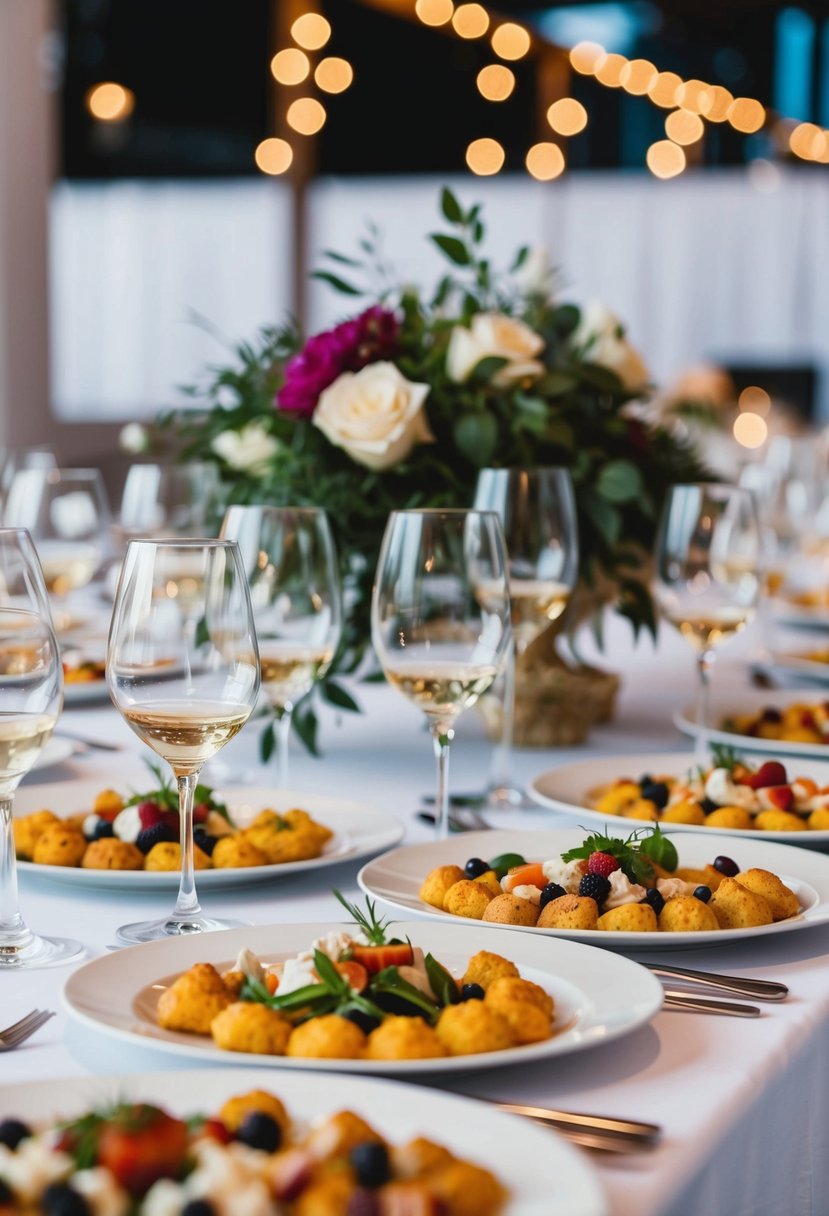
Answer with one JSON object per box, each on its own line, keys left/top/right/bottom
{"left": 3, "top": 614, "right": 829, "bottom": 1216}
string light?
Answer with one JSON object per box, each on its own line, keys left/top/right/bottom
{"left": 648, "top": 71, "right": 683, "bottom": 108}
{"left": 85, "top": 82, "right": 134, "bottom": 122}
{"left": 665, "top": 109, "right": 704, "bottom": 145}
{"left": 727, "top": 97, "right": 766, "bottom": 133}
{"left": 271, "top": 48, "right": 310, "bottom": 85}
{"left": 415, "top": 0, "right": 454, "bottom": 27}
{"left": 569, "top": 41, "right": 605, "bottom": 75}
{"left": 733, "top": 412, "right": 768, "bottom": 448}
{"left": 287, "top": 97, "right": 327, "bottom": 135}
{"left": 477, "top": 65, "right": 515, "bottom": 101}
{"left": 452, "top": 3, "right": 489, "bottom": 38}
{"left": 675, "top": 79, "right": 712, "bottom": 114}
{"left": 290, "top": 13, "right": 331, "bottom": 49}
{"left": 255, "top": 138, "right": 293, "bottom": 175}
{"left": 547, "top": 98, "right": 587, "bottom": 136}
{"left": 646, "top": 139, "right": 686, "bottom": 178}
{"left": 526, "top": 142, "right": 565, "bottom": 180}
{"left": 315, "top": 57, "right": 354, "bottom": 93}
{"left": 594, "top": 53, "right": 628, "bottom": 88}
{"left": 700, "top": 85, "right": 733, "bottom": 122}
{"left": 620, "top": 58, "right": 657, "bottom": 95}
{"left": 790, "top": 122, "right": 828, "bottom": 160}
{"left": 491, "top": 23, "right": 530, "bottom": 60}
{"left": 466, "top": 137, "right": 505, "bottom": 174}
{"left": 738, "top": 386, "right": 771, "bottom": 415}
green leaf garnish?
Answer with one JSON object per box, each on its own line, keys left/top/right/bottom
{"left": 561, "top": 825, "right": 680, "bottom": 884}
{"left": 710, "top": 743, "right": 742, "bottom": 772}
{"left": 424, "top": 953, "right": 460, "bottom": 1007}
{"left": 333, "top": 889, "right": 392, "bottom": 945}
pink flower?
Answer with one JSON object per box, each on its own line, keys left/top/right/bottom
{"left": 276, "top": 307, "right": 399, "bottom": 416}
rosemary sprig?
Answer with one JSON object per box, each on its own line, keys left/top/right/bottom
{"left": 333, "top": 889, "right": 392, "bottom": 945}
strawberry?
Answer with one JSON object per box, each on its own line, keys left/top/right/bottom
{"left": 351, "top": 943, "right": 414, "bottom": 974}
{"left": 746, "top": 761, "right": 788, "bottom": 790}
{"left": 96, "top": 1104, "right": 189, "bottom": 1196}
{"left": 194, "top": 802, "right": 210, "bottom": 825}
{"left": 587, "top": 851, "right": 620, "bottom": 878}
{"left": 199, "top": 1118, "right": 233, "bottom": 1146}
{"left": 137, "top": 801, "right": 170, "bottom": 830}
{"left": 268, "top": 1148, "right": 315, "bottom": 1201}
{"left": 761, "top": 785, "right": 795, "bottom": 812}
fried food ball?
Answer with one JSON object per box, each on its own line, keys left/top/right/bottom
{"left": 248, "top": 809, "right": 284, "bottom": 830}
{"left": 472, "top": 869, "right": 503, "bottom": 898}
{"left": 81, "top": 838, "right": 144, "bottom": 870}
{"left": 205, "top": 809, "right": 235, "bottom": 838}
{"left": 658, "top": 896, "right": 719, "bottom": 932}
{"left": 482, "top": 990, "right": 552, "bottom": 1045}
{"left": 754, "top": 810, "right": 806, "bottom": 833}
{"left": 443, "top": 879, "right": 492, "bottom": 920}
{"left": 93, "top": 789, "right": 124, "bottom": 815}
{"left": 734, "top": 868, "right": 799, "bottom": 921}
{"left": 222, "top": 970, "right": 246, "bottom": 998}
{"left": 593, "top": 782, "right": 639, "bottom": 815}
{"left": 621, "top": 799, "right": 659, "bottom": 821}
{"left": 282, "top": 808, "right": 334, "bottom": 844}
{"left": 420, "top": 865, "right": 466, "bottom": 910}
{"left": 292, "top": 1174, "right": 354, "bottom": 1216}
{"left": 710, "top": 876, "right": 774, "bottom": 929}
{"left": 365, "top": 1016, "right": 447, "bottom": 1061}
{"left": 13, "top": 810, "right": 59, "bottom": 859}
{"left": 808, "top": 807, "right": 829, "bottom": 831}
{"left": 461, "top": 950, "right": 520, "bottom": 991}
{"left": 704, "top": 806, "right": 754, "bottom": 831}
{"left": 305, "top": 1110, "right": 383, "bottom": 1160}
{"left": 157, "top": 962, "right": 232, "bottom": 1034}
{"left": 662, "top": 801, "right": 706, "bottom": 826}
{"left": 245, "top": 826, "right": 322, "bottom": 864}
{"left": 286, "top": 1014, "right": 366, "bottom": 1060}
{"left": 32, "top": 824, "right": 87, "bottom": 867}
{"left": 598, "top": 903, "right": 658, "bottom": 932}
{"left": 428, "top": 1161, "right": 509, "bottom": 1216}
{"left": 143, "top": 841, "right": 211, "bottom": 871}
{"left": 484, "top": 976, "right": 553, "bottom": 1019}
{"left": 210, "top": 1001, "right": 292, "bottom": 1054}
{"left": 536, "top": 894, "right": 599, "bottom": 930}
{"left": 211, "top": 835, "right": 269, "bottom": 868}
{"left": 435, "top": 1001, "right": 513, "bottom": 1055}
{"left": 219, "top": 1089, "right": 291, "bottom": 1137}
{"left": 481, "top": 893, "right": 538, "bottom": 926}
{"left": 391, "top": 1137, "right": 456, "bottom": 1180}
{"left": 675, "top": 864, "right": 724, "bottom": 891}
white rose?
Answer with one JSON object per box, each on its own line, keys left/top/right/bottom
{"left": 312, "top": 361, "right": 433, "bottom": 471}
{"left": 446, "top": 312, "right": 545, "bottom": 386}
{"left": 513, "top": 246, "right": 555, "bottom": 298}
{"left": 119, "top": 422, "right": 149, "bottom": 454}
{"left": 211, "top": 421, "right": 280, "bottom": 475}
{"left": 571, "top": 300, "right": 650, "bottom": 392}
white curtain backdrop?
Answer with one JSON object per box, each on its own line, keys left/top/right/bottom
{"left": 49, "top": 169, "right": 829, "bottom": 421}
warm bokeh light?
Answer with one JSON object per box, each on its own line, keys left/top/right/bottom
{"left": 675, "top": 79, "right": 713, "bottom": 114}
{"left": 286, "top": 97, "right": 327, "bottom": 135}
{"left": 733, "top": 412, "right": 769, "bottom": 448}
{"left": 547, "top": 97, "right": 588, "bottom": 136}
{"left": 665, "top": 109, "right": 704, "bottom": 146}
{"left": 569, "top": 41, "right": 606, "bottom": 75}
{"left": 491, "top": 23, "right": 531, "bottom": 60}
{"left": 315, "top": 57, "right": 354, "bottom": 93}
{"left": 738, "top": 386, "right": 771, "bottom": 415}
{"left": 728, "top": 97, "right": 766, "bottom": 134}
{"left": 254, "top": 138, "right": 294, "bottom": 175}
{"left": 452, "top": 3, "right": 489, "bottom": 38}
{"left": 525, "top": 142, "right": 565, "bottom": 180}
{"left": 270, "top": 48, "right": 310, "bottom": 85}
{"left": 594, "top": 53, "right": 628, "bottom": 88}
{"left": 790, "top": 122, "right": 828, "bottom": 160}
{"left": 646, "top": 139, "right": 686, "bottom": 178}
{"left": 85, "top": 82, "right": 135, "bottom": 122}
{"left": 415, "top": 0, "right": 454, "bottom": 26}
{"left": 466, "top": 137, "right": 505, "bottom": 175}
{"left": 620, "top": 58, "right": 657, "bottom": 95}
{"left": 477, "top": 65, "right": 515, "bottom": 102}
{"left": 700, "top": 85, "right": 734, "bottom": 122}
{"left": 290, "top": 12, "right": 331, "bottom": 49}
{"left": 648, "top": 71, "right": 683, "bottom": 108}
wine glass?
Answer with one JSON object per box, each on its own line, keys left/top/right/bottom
{"left": 654, "top": 484, "right": 761, "bottom": 764}
{"left": 107, "top": 538, "right": 260, "bottom": 944}
{"left": 474, "top": 467, "right": 579, "bottom": 807}
{"left": 116, "top": 462, "right": 223, "bottom": 548}
{"left": 221, "top": 505, "right": 342, "bottom": 787}
{"left": 0, "top": 447, "right": 56, "bottom": 513}
{"left": 372, "top": 509, "right": 512, "bottom": 838}
{"left": 0, "top": 528, "right": 82, "bottom": 968}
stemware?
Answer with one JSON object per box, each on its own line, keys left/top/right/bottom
{"left": 0, "top": 528, "right": 82, "bottom": 968}
{"left": 0, "top": 447, "right": 56, "bottom": 513}
{"left": 474, "top": 467, "right": 579, "bottom": 806}
{"left": 654, "top": 484, "right": 761, "bottom": 763}
{"left": 221, "top": 506, "right": 342, "bottom": 787}
{"left": 372, "top": 509, "right": 512, "bottom": 838}
{"left": 116, "top": 462, "right": 223, "bottom": 548}
{"left": 107, "top": 538, "right": 260, "bottom": 944}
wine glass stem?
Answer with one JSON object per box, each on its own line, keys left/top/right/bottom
{"left": 694, "top": 648, "right": 714, "bottom": 767}
{"left": 274, "top": 707, "right": 292, "bottom": 789}
{"left": 0, "top": 796, "right": 26, "bottom": 942}
{"left": 431, "top": 726, "right": 455, "bottom": 840}
{"left": 488, "top": 640, "right": 517, "bottom": 796}
{"left": 172, "top": 772, "right": 202, "bottom": 924}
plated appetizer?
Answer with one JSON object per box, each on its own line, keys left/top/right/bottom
{"left": 61, "top": 656, "right": 106, "bottom": 685}
{"left": 721, "top": 702, "right": 829, "bottom": 748}
{"left": 419, "top": 826, "right": 800, "bottom": 934}
{"left": 0, "top": 1084, "right": 506, "bottom": 1215}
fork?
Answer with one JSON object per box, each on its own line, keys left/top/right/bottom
{"left": 0, "top": 1009, "right": 54, "bottom": 1051}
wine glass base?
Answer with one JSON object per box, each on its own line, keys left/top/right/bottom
{"left": 0, "top": 932, "right": 84, "bottom": 970}
{"left": 115, "top": 914, "right": 247, "bottom": 946}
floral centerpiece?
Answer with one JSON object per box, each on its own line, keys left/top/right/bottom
{"left": 164, "top": 189, "right": 706, "bottom": 750}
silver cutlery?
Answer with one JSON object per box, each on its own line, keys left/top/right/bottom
{"left": 416, "top": 809, "right": 492, "bottom": 832}
{"left": 484, "top": 1101, "right": 661, "bottom": 1152}
{"left": 662, "top": 990, "right": 760, "bottom": 1017}
{"left": 0, "top": 1009, "right": 54, "bottom": 1051}
{"left": 646, "top": 962, "right": 788, "bottom": 1002}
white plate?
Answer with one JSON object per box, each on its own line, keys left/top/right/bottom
{"left": 674, "top": 687, "right": 829, "bottom": 760}
{"left": 358, "top": 827, "right": 829, "bottom": 949}
{"left": 769, "top": 597, "right": 829, "bottom": 630}
{"left": 0, "top": 1068, "right": 607, "bottom": 1216}
{"left": 62, "top": 919, "right": 663, "bottom": 1074}
{"left": 15, "top": 780, "right": 403, "bottom": 890}
{"left": 63, "top": 678, "right": 111, "bottom": 705}
{"left": 754, "top": 651, "right": 829, "bottom": 687}
{"left": 28, "top": 736, "right": 75, "bottom": 772}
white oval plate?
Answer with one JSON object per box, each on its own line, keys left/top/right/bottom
{"left": 15, "top": 780, "right": 403, "bottom": 890}
{"left": 674, "top": 688, "right": 829, "bottom": 760}
{"left": 529, "top": 751, "right": 829, "bottom": 845}
{"left": 62, "top": 919, "right": 663, "bottom": 1075}
{"left": 358, "top": 828, "right": 829, "bottom": 949}
{"left": 769, "top": 597, "right": 829, "bottom": 630}
{"left": 753, "top": 651, "right": 829, "bottom": 688}
{"left": 0, "top": 1068, "right": 607, "bottom": 1216}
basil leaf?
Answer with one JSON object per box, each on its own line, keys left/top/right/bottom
{"left": 313, "top": 948, "right": 350, "bottom": 993}
{"left": 424, "top": 953, "right": 459, "bottom": 1007}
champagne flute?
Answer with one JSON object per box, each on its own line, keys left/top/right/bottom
{"left": 107, "top": 538, "right": 260, "bottom": 944}
{"left": 372, "top": 509, "right": 512, "bottom": 838}
{"left": 474, "top": 467, "right": 578, "bottom": 807}
{"left": 221, "top": 506, "right": 342, "bottom": 787}
{"left": 0, "top": 528, "right": 82, "bottom": 968}
{"left": 654, "top": 484, "right": 761, "bottom": 764}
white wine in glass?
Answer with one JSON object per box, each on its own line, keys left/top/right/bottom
{"left": 221, "top": 506, "right": 342, "bottom": 787}
{"left": 0, "top": 528, "right": 82, "bottom": 968}
{"left": 107, "top": 538, "right": 260, "bottom": 944}
{"left": 372, "top": 509, "right": 512, "bottom": 838}
{"left": 654, "top": 483, "right": 761, "bottom": 764}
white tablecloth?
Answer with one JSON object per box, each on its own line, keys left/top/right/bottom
{"left": 2, "top": 619, "right": 828, "bottom": 1216}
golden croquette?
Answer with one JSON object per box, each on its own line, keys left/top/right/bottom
{"left": 292, "top": 1174, "right": 354, "bottom": 1216}
{"left": 391, "top": 1137, "right": 456, "bottom": 1180}
{"left": 536, "top": 894, "right": 599, "bottom": 930}
{"left": 598, "top": 903, "right": 658, "bottom": 932}
{"left": 657, "top": 896, "right": 719, "bottom": 933}
{"left": 31, "top": 824, "right": 86, "bottom": 867}
{"left": 157, "top": 962, "right": 232, "bottom": 1034}
{"left": 704, "top": 807, "right": 753, "bottom": 831}
{"left": 219, "top": 1088, "right": 291, "bottom": 1136}
{"left": 435, "top": 1001, "right": 513, "bottom": 1055}
{"left": 286, "top": 1014, "right": 367, "bottom": 1059}
{"left": 481, "top": 893, "right": 538, "bottom": 926}
{"left": 734, "top": 868, "right": 799, "bottom": 920}
{"left": 461, "top": 950, "right": 520, "bottom": 990}
{"left": 305, "top": 1110, "right": 383, "bottom": 1160}
{"left": 211, "top": 835, "right": 269, "bottom": 868}
{"left": 484, "top": 976, "right": 554, "bottom": 1019}
{"left": 710, "top": 877, "right": 774, "bottom": 929}
{"left": 419, "top": 865, "right": 466, "bottom": 909}
{"left": 93, "top": 789, "right": 124, "bottom": 814}
{"left": 443, "top": 879, "right": 492, "bottom": 919}
{"left": 365, "top": 1016, "right": 447, "bottom": 1061}
{"left": 754, "top": 810, "right": 806, "bottom": 833}
{"left": 144, "top": 841, "right": 211, "bottom": 871}
{"left": 81, "top": 838, "right": 144, "bottom": 870}
{"left": 428, "top": 1161, "right": 509, "bottom": 1216}
{"left": 210, "top": 1001, "right": 292, "bottom": 1054}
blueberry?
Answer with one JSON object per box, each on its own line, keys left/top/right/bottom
{"left": 91, "top": 819, "right": 114, "bottom": 841}
{"left": 638, "top": 774, "right": 653, "bottom": 786}
{"left": 0, "top": 1118, "right": 31, "bottom": 1149}
{"left": 693, "top": 885, "right": 712, "bottom": 903}
{"left": 642, "top": 888, "right": 665, "bottom": 916}
{"left": 713, "top": 855, "right": 739, "bottom": 877}
{"left": 194, "top": 829, "right": 218, "bottom": 857}
{"left": 350, "top": 1142, "right": 390, "bottom": 1188}
{"left": 347, "top": 1191, "right": 381, "bottom": 1216}
{"left": 464, "top": 857, "right": 488, "bottom": 879}
{"left": 700, "top": 798, "right": 718, "bottom": 815}
{"left": 460, "top": 983, "right": 485, "bottom": 1002}
{"left": 41, "top": 1184, "right": 92, "bottom": 1216}
{"left": 640, "top": 781, "right": 669, "bottom": 810}
{"left": 578, "top": 873, "right": 611, "bottom": 905}
{"left": 181, "top": 1202, "right": 218, "bottom": 1216}
{"left": 341, "top": 1007, "right": 381, "bottom": 1034}
{"left": 135, "top": 823, "right": 177, "bottom": 854}
{"left": 237, "top": 1111, "right": 281, "bottom": 1152}
{"left": 539, "top": 882, "right": 566, "bottom": 909}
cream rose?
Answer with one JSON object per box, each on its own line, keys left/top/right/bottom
{"left": 312, "top": 362, "right": 433, "bottom": 471}
{"left": 572, "top": 300, "right": 650, "bottom": 392}
{"left": 211, "top": 421, "right": 280, "bottom": 475}
{"left": 446, "top": 312, "right": 545, "bottom": 386}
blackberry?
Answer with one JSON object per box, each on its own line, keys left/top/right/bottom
{"left": 181, "top": 1202, "right": 218, "bottom": 1216}
{"left": 539, "top": 882, "right": 566, "bottom": 909}
{"left": 713, "top": 855, "right": 739, "bottom": 877}
{"left": 693, "top": 885, "right": 712, "bottom": 903}
{"left": 640, "top": 781, "right": 669, "bottom": 810}
{"left": 341, "top": 1007, "right": 381, "bottom": 1035}
{"left": 460, "top": 983, "right": 485, "bottom": 1002}
{"left": 237, "top": 1112, "right": 282, "bottom": 1153}
{"left": 642, "top": 888, "right": 665, "bottom": 916}
{"left": 700, "top": 798, "right": 718, "bottom": 815}
{"left": 350, "top": 1142, "right": 390, "bottom": 1188}
{"left": 40, "top": 1184, "right": 92, "bottom": 1216}
{"left": 0, "top": 1118, "right": 31, "bottom": 1149}
{"left": 91, "top": 819, "right": 114, "bottom": 841}
{"left": 578, "top": 873, "right": 611, "bottom": 905}
{"left": 194, "top": 828, "right": 218, "bottom": 857}
{"left": 135, "top": 823, "right": 178, "bottom": 854}
{"left": 464, "top": 857, "right": 489, "bottom": 879}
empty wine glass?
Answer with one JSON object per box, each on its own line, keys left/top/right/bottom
{"left": 654, "top": 484, "right": 761, "bottom": 763}
{"left": 0, "top": 528, "right": 82, "bottom": 968}
{"left": 221, "top": 505, "right": 342, "bottom": 787}
{"left": 0, "top": 447, "right": 56, "bottom": 513}
{"left": 116, "top": 462, "right": 223, "bottom": 548}
{"left": 107, "top": 538, "right": 260, "bottom": 944}
{"left": 474, "top": 467, "right": 578, "bottom": 807}
{"left": 372, "top": 509, "right": 512, "bottom": 838}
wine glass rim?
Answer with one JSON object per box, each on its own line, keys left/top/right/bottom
{"left": 669, "top": 481, "right": 752, "bottom": 493}
{"left": 388, "top": 508, "right": 501, "bottom": 517}
{"left": 123, "top": 536, "right": 237, "bottom": 550}
{"left": 223, "top": 504, "right": 328, "bottom": 517}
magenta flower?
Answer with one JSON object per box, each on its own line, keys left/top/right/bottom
{"left": 277, "top": 307, "right": 399, "bottom": 416}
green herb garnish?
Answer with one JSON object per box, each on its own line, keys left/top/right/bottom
{"left": 424, "top": 953, "right": 460, "bottom": 1007}
{"left": 333, "top": 889, "right": 392, "bottom": 945}
{"left": 710, "top": 743, "right": 742, "bottom": 772}
{"left": 562, "top": 825, "right": 678, "bottom": 884}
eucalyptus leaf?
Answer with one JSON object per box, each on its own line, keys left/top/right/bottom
{"left": 453, "top": 412, "right": 497, "bottom": 467}
{"left": 321, "top": 680, "right": 361, "bottom": 713}
{"left": 311, "top": 270, "right": 362, "bottom": 296}
{"left": 598, "top": 460, "right": 643, "bottom": 504}
{"left": 441, "top": 187, "right": 464, "bottom": 224}
{"left": 581, "top": 493, "right": 622, "bottom": 546}
{"left": 431, "top": 234, "right": 471, "bottom": 266}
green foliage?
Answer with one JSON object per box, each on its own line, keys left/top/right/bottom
{"left": 561, "top": 824, "right": 678, "bottom": 884}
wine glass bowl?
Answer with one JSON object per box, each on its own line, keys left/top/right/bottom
{"left": 116, "top": 462, "right": 223, "bottom": 547}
